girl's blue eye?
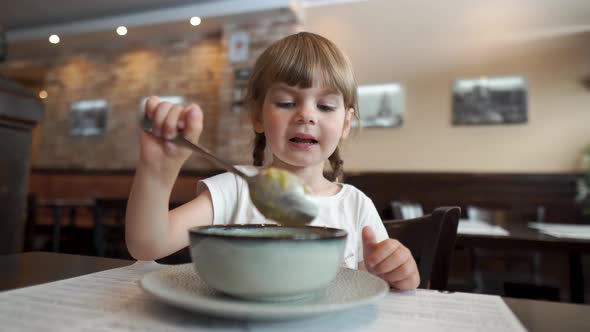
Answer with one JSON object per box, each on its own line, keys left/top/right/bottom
{"left": 277, "top": 102, "right": 295, "bottom": 109}
{"left": 318, "top": 104, "right": 335, "bottom": 112}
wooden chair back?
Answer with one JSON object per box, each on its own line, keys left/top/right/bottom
{"left": 383, "top": 206, "right": 460, "bottom": 290}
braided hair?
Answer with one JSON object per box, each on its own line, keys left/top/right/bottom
{"left": 252, "top": 132, "right": 266, "bottom": 167}
{"left": 328, "top": 147, "right": 344, "bottom": 182}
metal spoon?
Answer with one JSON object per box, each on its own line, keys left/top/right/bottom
{"left": 140, "top": 116, "right": 319, "bottom": 226}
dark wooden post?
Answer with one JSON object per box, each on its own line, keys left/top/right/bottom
{"left": 0, "top": 78, "right": 44, "bottom": 254}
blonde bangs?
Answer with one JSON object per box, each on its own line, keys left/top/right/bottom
{"left": 247, "top": 32, "right": 358, "bottom": 113}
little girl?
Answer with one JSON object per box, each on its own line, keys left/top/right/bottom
{"left": 126, "top": 32, "right": 419, "bottom": 290}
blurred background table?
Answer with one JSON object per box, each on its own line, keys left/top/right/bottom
{"left": 456, "top": 221, "right": 590, "bottom": 303}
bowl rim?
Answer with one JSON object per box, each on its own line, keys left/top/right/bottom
{"left": 189, "top": 224, "right": 348, "bottom": 241}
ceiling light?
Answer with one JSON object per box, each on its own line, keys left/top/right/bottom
{"left": 116, "top": 26, "right": 128, "bottom": 36}
{"left": 39, "top": 90, "right": 48, "bottom": 99}
{"left": 190, "top": 17, "right": 201, "bottom": 26}
{"left": 48, "top": 34, "right": 60, "bottom": 44}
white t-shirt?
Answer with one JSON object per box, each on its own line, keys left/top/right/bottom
{"left": 196, "top": 166, "right": 389, "bottom": 269}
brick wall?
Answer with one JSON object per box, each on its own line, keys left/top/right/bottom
{"left": 5, "top": 13, "right": 299, "bottom": 170}
{"left": 217, "top": 14, "right": 300, "bottom": 164}
{"left": 36, "top": 34, "right": 223, "bottom": 170}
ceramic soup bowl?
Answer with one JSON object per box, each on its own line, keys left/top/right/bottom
{"left": 188, "top": 224, "right": 347, "bottom": 302}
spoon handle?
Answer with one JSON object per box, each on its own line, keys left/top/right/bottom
{"left": 141, "top": 115, "right": 249, "bottom": 179}
{"left": 173, "top": 136, "right": 249, "bottom": 178}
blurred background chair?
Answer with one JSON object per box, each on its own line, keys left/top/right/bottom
{"left": 383, "top": 206, "right": 461, "bottom": 290}
{"left": 92, "top": 198, "right": 191, "bottom": 262}
{"left": 93, "top": 198, "right": 128, "bottom": 258}
{"left": 23, "top": 193, "right": 39, "bottom": 252}
{"left": 391, "top": 201, "right": 424, "bottom": 219}
{"left": 466, "top": 205, "right": 559, "bottom": 301}
{"left": 25, "top": 194, "right": 95, "bottom": 254}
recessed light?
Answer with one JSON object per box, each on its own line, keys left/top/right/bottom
{"left": 116, "top": 26, "right": 128, "bottom": 36}
{"left": 39, "top": 90, "right": 48, "bottom": 99}
{"left": 190, "top": 16, "right": 201, "bottom": 26}
{"left": 49, "top": 34, "right": 60, "bottom": 44}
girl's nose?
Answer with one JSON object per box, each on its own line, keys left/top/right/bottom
{"left": 295, "top": 104, "right": 317, "bottom": 125}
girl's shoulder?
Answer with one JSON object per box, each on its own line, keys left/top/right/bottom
{"left": 339, "top": 183, "right": 373, "bottom": 202}
{"left": 197, "top": 165, "right": 259, "bottom": 194}
{"left": 234, "top": 165, "right": 259, "bottom": 176}
{"left": 316, "top": 183, "right": 375, "bottom": 208}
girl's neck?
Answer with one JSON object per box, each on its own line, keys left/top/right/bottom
{"left": 269, "top": 160, "right": 337, "bottom": 196}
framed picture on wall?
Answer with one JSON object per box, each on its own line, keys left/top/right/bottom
{"left": 354, "top": 83, "right": 404, "bottom": 128}
{"left": 231, "top": 67, "right": 252, "bottom": 113}
{"left": 228, "top": 31, "right": 249, "bottom": 64}
{"left": 452, "top": 76, "right": 528, "bottom": 125}
{"left": 234, "top": 67, "right": 252, "bottom": 82}
{"left": 69, "top": 99, "right": 108, "bottom": 136}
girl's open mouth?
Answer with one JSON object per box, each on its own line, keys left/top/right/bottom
{"left": 289, "top": 137, "right": 318, "bottom": 144}
{"left": 288, "top": 134, "right": 319, "bottom": 150}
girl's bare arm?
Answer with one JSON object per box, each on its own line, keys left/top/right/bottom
{"left": 125, "top": 96, "right": 210, "bottom": 260}
{"left": 125, "top": 164, "right": 214, "bottom": 261}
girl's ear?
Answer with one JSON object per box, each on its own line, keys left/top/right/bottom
{"left": 341, "top": 108, "right": 354, "bottom": 139}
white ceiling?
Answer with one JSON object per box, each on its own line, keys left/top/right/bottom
{"left": 4, "top": 0, "right": 298, "bottom": 40}
{"left": 1, "top": 0, "right": 298, "bottom": 59}
{"left": 1, "top": 0, "right": 218, "bottom": 30}
{"left": 2, "top": 0, "right": 589, "bottom": 60}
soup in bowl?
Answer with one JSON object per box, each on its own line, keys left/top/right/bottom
{"left": 188, "top": 224, "right": 347, "bottom": 302}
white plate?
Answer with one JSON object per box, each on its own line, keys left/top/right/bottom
{"left": 140, "top": 263, "right": 389, "bottom": 320}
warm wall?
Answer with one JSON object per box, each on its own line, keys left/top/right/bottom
{"left": 31, "top": 34, "right": 225, "bottom": 170}
{"left": 303, "top": 0, "right": 590, "bottom": 173}
{"left": 3, "top": 2, "right": 589, "bottom": 173}
{"left": 1, "top": 13, "right": 299, "bottom": 170}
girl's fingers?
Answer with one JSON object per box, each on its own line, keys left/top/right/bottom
{"left": 184, "top": 104, "right": 203, "bottom": 142}
{"left": 145, "top": 96, "right": 160, "bottom": 119}
{"left": 365, "top": 239, "right": 401, "bottom": 270}
{"left": 152, "top": 102, "right": 173, "bottom": 137}
{"left": 380, "top": 255, "right": 416, "bottom": 283}
{"left": 365, "top": 239, "right": 420, "bottom": 290}
{"left": 389, "top": 263, "right": 420, "bottom": 290}
{"left": 163, "top": 105, "right": 184, "bottom": 140}
{"left": 362, "top": 226, "right": 378, "bottom": 260}
{"left": 144, "top": 99, "right": 203, "bottom": 143}
{"left": 372, "top": 245, "right": 411, "bottom": 275}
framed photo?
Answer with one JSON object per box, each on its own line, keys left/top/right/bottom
{"left": 231, "top": 86, "right": 247, "bottom": 113}
{"left": 234, "top": 67, "right": 252, "bottom": 82}
{"left": 69, "top": 99, "right": 108, "bottom": 136}
{"left": 228, "top": 31, "right": 249, "bottom": 64}
{"left": 452, "top": 76, "right": 528, "bottom": 125}
{"left": 354, "top": 83, "right": 404, "bottom": 128}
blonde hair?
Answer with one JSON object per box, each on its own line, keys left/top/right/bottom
{"left": 246, "top": 32, "right": 358, "bottom": 181}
